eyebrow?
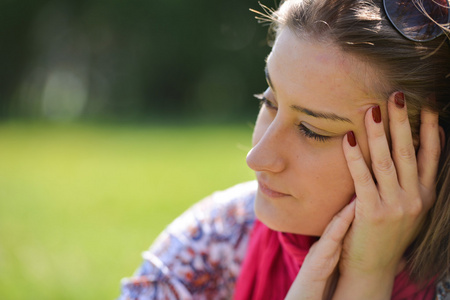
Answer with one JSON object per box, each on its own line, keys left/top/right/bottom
{"left": 290, "top": 105, "right": 353, "bottom": 124}
{"left": 264, "top": 66, "right": 353, "bottom": 124}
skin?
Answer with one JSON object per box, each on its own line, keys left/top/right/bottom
{"left": 247, "top": 28, "right": 442, "bottom": 299}
{"left": 247, "top": 28, "right": 386, "bottom": 236}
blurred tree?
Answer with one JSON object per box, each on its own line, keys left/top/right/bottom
{"left": 0, "top": 0, "right": 272, "bottom": 121}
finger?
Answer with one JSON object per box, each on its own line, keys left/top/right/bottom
{"left": 417, "top": 108, "right": 441, "bottom": 190}
{"left": 299, "top": 201, "right": 356, "bottom": 283}
{"left": 388, "top": 92, "right": 419, "bottom": 189}
{"left": 320, "top": 200, "right": 356, "bottom": 247}
{"left": 343, "top": 131, "right": 379, "bottom": 206}
{"left": 365, "top": 105, "right": 400, "bottom": 197}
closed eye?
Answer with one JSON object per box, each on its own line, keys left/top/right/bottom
{"left": 255, "top": 93, "right": 332, "bottom": 143}
{"left": 298, "top": 123, "right": 331, "bottom": 142}
{"left": 254, "top": 93, "right": 277, "bottom": 110}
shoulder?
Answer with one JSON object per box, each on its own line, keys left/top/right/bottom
{"left": 149, "top": 181, "right": 257, "bottom": 271}
{"left": 119, "top": 181, "right": 257, "bottom": 299}
{"left": 174, "top": 180, "right": 257, "bottom": 231}
{"left": 157, "top": 180, "right": 257, "bottom": 246}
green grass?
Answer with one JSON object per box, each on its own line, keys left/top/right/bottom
{"left": 0, "top": 121, "right": 255, "bottom": 299}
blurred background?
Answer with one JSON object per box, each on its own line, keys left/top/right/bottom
{"left": 0, "top": 0, "right": 273, "bottom": 298}
{"left": 1, "top": 0, "right": 271, "bottom": 122}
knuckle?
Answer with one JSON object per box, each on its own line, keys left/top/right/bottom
{"left": 373, "top": 157, "right": 395, "bottom": 175}
{"left": 407, "top": 197, "right": 423, "bottom": 216}
{"left": 390, "top": 204, "right": 406, "bottom": 220}
{"left": 388, "top": 200, "right": 422, "bottom": 221}
{"left": 421, "top": 118, "right": 439, "bottom": 129}
{"left": 397, "top": 111, "right": 410, "bottom": 125}
{"left": 372, "top": 128, "right": 386, "bottom": 140}
{"left": 323, "top": 223, "right": 342, "bottom": 244}
{"left": 396, "top": 144, "right": 416, "bottom": 162}
{"left": 346, "top": 148, "right": 362, "bottom": 163}
{"left": 426, "top": 145, "right": 441, "bottom": 162}
{"left": 354, "top": 171, "right": 373, "bottom": 187}
{"left": 391, "top": 203, "right": 407, "bottom": 220}
{"left": 328, "top": 233, "right": 343, "bottom": 245}
{"left": 377, "top": 200, "right": 405, "bottom": 221}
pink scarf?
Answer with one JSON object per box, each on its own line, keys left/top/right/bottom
{"left": 233, "top": 219, "right": 436, "bottom": 300}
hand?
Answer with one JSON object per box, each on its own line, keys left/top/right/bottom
{"left": 333, "top": 92, "right": 441, "bottom": 298}
{"left": 285, "top": 200, "right": 355, "bottom": 300}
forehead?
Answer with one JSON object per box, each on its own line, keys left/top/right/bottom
{"left": 267, "top": 28, "right": 382, "bottom": 113}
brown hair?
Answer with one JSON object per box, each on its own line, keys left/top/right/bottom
{"left": 263, "top": 0, "right": 450, "bottom": 282}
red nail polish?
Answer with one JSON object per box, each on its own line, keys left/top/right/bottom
{"left": 394, "top": 92, "right": 405, "bottom": 108}
{"left": 372, "top": 105, "right": 382, "bottom": 123}
{"left": 347, "top": 131, "right": 356, "bottom": 147}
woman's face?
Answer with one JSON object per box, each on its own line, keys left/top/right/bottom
{"left": 247, "top": 28, "right": 388, "bottom": 236}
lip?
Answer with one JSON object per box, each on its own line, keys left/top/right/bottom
{"left": 258, "top": 180, "right": 291, "bottom": 198}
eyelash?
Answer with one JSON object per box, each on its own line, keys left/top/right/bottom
{"left": 297, "top": 123, "right": 331, "bottom": 142}
{"left": 255, "top": 93, "right": 276, "bottom": 110}
{"left": 254, "top": 93, "right": 331, "bottom": 143}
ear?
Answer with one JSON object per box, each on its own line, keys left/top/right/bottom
{"left": 439, "top": 126, "right": 446, "bottom": 151}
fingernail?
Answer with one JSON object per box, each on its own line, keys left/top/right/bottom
{"left": 394, "top": 92, "right": 405, "bottom": 108}
{"left": 347, "top": 131, "right": 356, "bottom": 147}
{"left": 372, "top": 105, "right": 382, "bottom": 123}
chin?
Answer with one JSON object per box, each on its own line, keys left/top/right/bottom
{"left": 254, "top": 199, "right": 323, "bottom": 236}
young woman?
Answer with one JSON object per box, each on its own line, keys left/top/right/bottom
{"left": 119, "top": 0, "right": 450, "bottom": 299}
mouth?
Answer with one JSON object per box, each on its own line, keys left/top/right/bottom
{"left": 258, "top": 180, "right": 291, "bottom": 198}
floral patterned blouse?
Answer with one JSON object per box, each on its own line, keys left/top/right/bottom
{"left": 119, "top": 181, "right": 257, "bottom": 299}
{"left": 118, "top": 181, "right": 449, "bottom": 300}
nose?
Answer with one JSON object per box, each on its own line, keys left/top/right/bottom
{"left": 246, "top": 124, "right": 287, "bottom": 173}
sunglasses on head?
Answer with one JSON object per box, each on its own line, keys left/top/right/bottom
{"left": 383, "top": 0, "right": 450, "bottom": 42}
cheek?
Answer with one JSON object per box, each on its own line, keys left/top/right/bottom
{"left": 295, "top": 144, "right": 355, "bottom": 198}
{"left": 284, "top": 147, "right": 355, "bottom": 235}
